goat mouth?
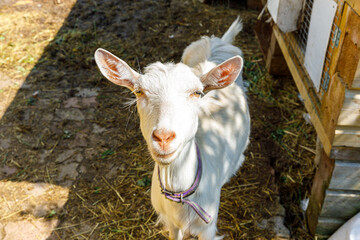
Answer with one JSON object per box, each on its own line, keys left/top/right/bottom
{"left": 153, "top": 151, "right": 176, "bottom": 159}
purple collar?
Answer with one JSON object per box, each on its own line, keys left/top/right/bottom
{"left": 157, "top": 144, "right": 212, "bottom": 224}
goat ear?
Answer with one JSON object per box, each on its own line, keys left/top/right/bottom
{"left": 94, "top": 48, "right": 139, "bottom": 90}
{"left": 200, "top": 56, "right": 243, "bottom": 92}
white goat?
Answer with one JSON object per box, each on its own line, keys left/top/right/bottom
{"left": 94, "top": 17, "right": 250, "bottom": 240}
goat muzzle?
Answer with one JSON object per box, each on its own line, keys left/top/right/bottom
{"left": 152, "top": 129, "right": 176, "bottom": 151}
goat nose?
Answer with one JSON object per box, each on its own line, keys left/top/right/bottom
{"left": 152, "top": 129, "right": 176, "bottom": 144}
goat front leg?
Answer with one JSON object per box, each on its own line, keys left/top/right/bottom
{"left": 198, "top": 223, "right": 223, "bottom": 240}
{"left": 168, "top": 224, "right": 183, "bottom": 240}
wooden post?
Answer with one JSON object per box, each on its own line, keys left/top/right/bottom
{"left": 266, "top": 31, "right": 291, "bottom": 76}
{"left": 306, "top": 148, "right": 335, "bottom": 235}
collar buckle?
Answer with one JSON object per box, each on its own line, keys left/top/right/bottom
{"left": 161, "top": 189, "right": 174, "bottom": 195}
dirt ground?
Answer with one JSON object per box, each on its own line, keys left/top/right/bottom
{"left": 0, "top": 0, "right": 316, "bottom": 239}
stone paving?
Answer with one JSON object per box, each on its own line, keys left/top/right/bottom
{"left": 0, "top": 87, "right": 101, "bottom": 238}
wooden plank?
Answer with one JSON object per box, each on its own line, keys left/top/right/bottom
{"left": 337, "top": 108, "right": 360, "bottom": 126}
{"left": 320, "top": 4, "right": 353, "bottom": 141}
{"left": 354, "top": 60, "right": 360, "bottom": 89}
{"left": 328, "top": 160, "right": 360, "bottom": 190}
{"left": 316, "top": 216, "right": 346, "bottom": 238}
{"left": 272, "top": 25, "right": 333, "bottom": 155}
{"left": 320, "top": 0, "right": 345, "bottom": 92}
{"left": 327, "top": 4, "right": 350, "bottom": 88}
{"left": 306, "top": 149, "right": 335, "bottom": 235}
{"left": 266, "top": 31, "right": 291, "bottom": 76}
{"left": 320, "top": 73, "right": 346, "bottom": 143}
{"left": 337, "top": 90, "right": 360, "bottom": 126}
{"left": 346, "top": 0, "right": 360, "bottom": 15}
{"left": 333, "top": 126, "right": 360, "bottom": 147}
{"left": 335, "top": 5, "right": 360, "bottom": 89}
{"left": 254, "top": 20, "right": 272, "bottom": 62}
{"left": 320, "top": 189, "right": 360, "bottom": 219}
{"left": 254, "top": 19, "right": 290, "bottom": 76}
{"left": 330, "top": 146, "right": 360, "bottom": 161}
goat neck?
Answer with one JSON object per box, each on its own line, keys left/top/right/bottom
{"left": 157, "top": 138, "right": 198, "bottom": 193}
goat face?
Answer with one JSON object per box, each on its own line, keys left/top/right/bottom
{"left": 95, "top": 48, "right": 243, "bottom": 165}
{"left": 135, "top": 62, "right": 203, "bottom": 164}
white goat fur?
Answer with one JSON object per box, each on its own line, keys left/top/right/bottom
{"left": 94, "top": 17, "right": 250, "bottom": 240}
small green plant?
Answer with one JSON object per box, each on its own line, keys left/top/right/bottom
{"left": 93, "top": 187, "right": 101, "bottom": 194}
{"left": 137, "top": 176, "right": 151, "bottom": 187}
{"left": 271, "top": 128, "right": 285, "bottom": 142}
{"left": 62, "top": 130, "right": 73, "bottom": 139}
{"left": 47, "top": 210, "right": 56, "bottom": 218}
{"left": 101, "top": 149, "right": 114, "bottom": 159}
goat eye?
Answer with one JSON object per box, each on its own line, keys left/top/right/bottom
{"left": 135, "top": 89, "right": 144, "bottom": 97}
{"left": 191, "top": 90, "right": 204, "bottom": 98}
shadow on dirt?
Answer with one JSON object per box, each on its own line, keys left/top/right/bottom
{"left": 0, "top": 0, "right": 314, "bottom": 239}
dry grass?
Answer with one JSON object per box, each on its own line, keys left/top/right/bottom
{"left": 0, "top": 0, "right": 76, "bottom": 116}
{"left": 0, "top": 0, "right": 315, "bottom": 239}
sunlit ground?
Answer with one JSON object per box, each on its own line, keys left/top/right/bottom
{"left": 0, "top": 0, "right": 75, "bottom": 117}
{"left": 0, "top": 181, "right": 69, "bottom": 239}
